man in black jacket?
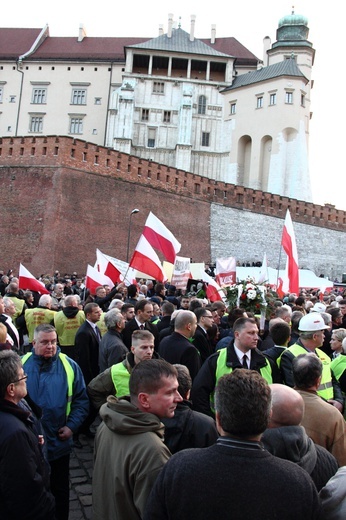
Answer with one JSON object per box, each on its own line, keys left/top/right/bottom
{"left": 0, "top": 350, "right": 55, "bottom": 519}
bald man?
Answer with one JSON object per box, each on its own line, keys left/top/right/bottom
{"left": 262, "top": 384, "right": 338, "bottom": 491}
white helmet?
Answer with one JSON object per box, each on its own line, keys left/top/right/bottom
{"left": 298, "top": 313, "right": 329, "bottom": 332}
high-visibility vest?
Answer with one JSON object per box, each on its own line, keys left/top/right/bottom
{"left": 25, "top": 307, "right": 56, "bottom": 343}
{"left": 331, "top": 355, "right": 346, "bottom": 383}
{"left": 22, "top": 352, "right": 74, "bottom": 417}
{"left": 54, "top": 310, "right": 85, "bottom": 346}
{"left": 284, "top": 344, "right": 333, "bottom": 400}
{"left": 110, "top": 361, "right": 131, "bottom": 397}
{"left": 210, "top": 348, "right": 273, "bottom": 412}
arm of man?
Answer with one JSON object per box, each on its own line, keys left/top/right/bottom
{"left": 190, "top": 354, "right": 218, "bottom": 418}
{"left": 87, "top": 368, "right": 116, "bottom": 410}
{"left": 1, "top": 429, "right": 56, "bottom": 519}
{"left": 181, "top": 346, "right": 201, "bottom": 381}
{"left": 279, "top": 350, "right": 295, "bottom": 387}
{"left": 330, "top": 375, "right": 344, "bottom": 411}
{"left": 65, "top": 360, "right": 90, "bottom": 434}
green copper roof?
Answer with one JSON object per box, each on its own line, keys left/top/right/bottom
{"left": 279, "top": 12, "right": 308, "bottom": 28}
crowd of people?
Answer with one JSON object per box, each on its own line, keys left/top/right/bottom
{"left": 1, "top": 267, "right": 346, "bottom": 519}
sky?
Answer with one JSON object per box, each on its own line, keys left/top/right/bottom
{"left": 2, "top": 0, "right": 345, "bottom": 211}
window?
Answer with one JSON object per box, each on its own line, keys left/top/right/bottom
{"left": 202, "top": 132, "right": 210, "bottom": 147}
{"left": 69, "top": 117, "right": 84, "bottom": 134}
{"left": 198, "top": 95, "right": 207, "bottom": 115}
{"left": 0, "top": 88, "right": 3, "bottom": 103}
{"left": 94, "top": 97, "right": 102, "bottom": 105}
{"left": 285, "top": 92, "right": 293, "bottom": 104}
{"left": 269, "top": 93, "right": 276, "bottom": 106}
{"left": 141, "top": 109, "right": 149, "bottom": 121}
{"left": 147, "top": 128, "right": 156, "bottom": 148}
{"left": 163, "top": 111, "right": 171, "bottom": 123}
{"left": 153, "top": 81, "right": 164, "bottom": 94}
{"left": 32, "top": 88, "right": 47, "bottom": 104}
{"left": 256, "top": 96, "right": 263, "bottom": 109}
{"left": 230, "top": 102, "right": 236, "bottom": 114}
{"left": 9, "top": 95, "right": 16, "bottom": 103}
{"left": 71, "top": 89, "right": 87, "bottom": 105}
{"left": 301, "top": 94, "right": 305, "bottom": 107}
{"left": 29, "top": 116, "right": 43, "bottom": 133}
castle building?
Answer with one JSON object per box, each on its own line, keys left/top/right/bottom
{"left": 0, "top": 11, "right": 314, "bottom": 201}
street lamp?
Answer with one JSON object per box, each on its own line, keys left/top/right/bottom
{"left": 126, "top": 208, "right": 139, "bottom": 262}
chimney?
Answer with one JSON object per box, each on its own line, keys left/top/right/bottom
{"left": 78, "top": 24, "right": 86, "bottom": 42}
{"left": 167, "top": 13, "right": 173, "bottom": 38}
{"left": 159, "top": 24, "right": 164, "bottom": 36}
{"left": 263, "top": 36, "right": 271, "bottom": 66}
{"left": 211, "top": 24, "right": 216, "bottom": 44}
{"left": 190, "top": 14, "right": 196, "bottom": 42}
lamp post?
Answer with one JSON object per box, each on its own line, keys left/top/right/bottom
{"left": 126, "top": 208, "right": 139, "bottom": 262}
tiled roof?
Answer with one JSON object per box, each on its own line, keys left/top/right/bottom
{"left": 127, "top": 28, "right": 232, "bottom": 58}
{"left": 0, "top": 27, "right": 258, "bottom": 64}
{"left": 0, "top": 28, "right": 42, "bottom": 59}
{"left": 222, "top": 58, "right": 307, "bottom": 91}
{"left": 30, "top": 36, "right": 150, "bottom": 61}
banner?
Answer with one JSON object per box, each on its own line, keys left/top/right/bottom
{"left": 171, "top": 256, "right": 191, "bottom": 290}
{"left": 215, "top": 257, "right": 236, "bottom": 287}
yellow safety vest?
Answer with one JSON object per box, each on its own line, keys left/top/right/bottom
{"left": 210, "top": 348, "right": 273, "bottom": 412}
{"left": 54, "top": 310, "right": 85, "bottom": 346}
{"left": 285, "top": 344, "right": 333, "bottom": 400}
{"left": 25, "top": 308, "right": 56, "bottom": 343}
{"left": 110, "top": 361, "right": 131, "bottom": 397}
{"left": 22, "top": 352, "right": 74, "bottom": 417}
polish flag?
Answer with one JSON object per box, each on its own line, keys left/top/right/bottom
{"left": 281, "top": 210, "right": 299, "bottom": 295}
{"left": 129, "top": 235, "right": 166, "bottom": 283}
{"left": 18, "top": 264, "right": 50, "bottom": 294}
{"left": 215, "top": 257, "right": 236, "bottom": 287}
{"left": 85, "top": 264, "right": 113, "bottom": 295}
{"left": 206, "top": 281, "right": 224, "bottom": 302}
{"left": 142, "top": 212, "right": 181, "bottom": 264}
{"left": 96, "top": 249, "right": 122, "bottom": 285}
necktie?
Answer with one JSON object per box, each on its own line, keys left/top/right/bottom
{"left": 95, "top": 326, "right": 102, "bottom": 341}
{"left": 140, "top": 324, "right": 145, "bottom": 330}
{"left": 242, "top": 355, "right": 248, "bottom": 369}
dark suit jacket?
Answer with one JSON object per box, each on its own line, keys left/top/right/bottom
{"left": 122, "top": 318, "right": 159, "bottom": 350}
{"left": 0, "top": 314, "right": 20, "bottom": 350}
{"left": 75, "top": 321, "right": 100, "bottom": 384}
{"left": 158, "top": 331, "right": 201, "bottom": 381}
{"left": 192, "top": 325, "right": 213, "bottom": 364}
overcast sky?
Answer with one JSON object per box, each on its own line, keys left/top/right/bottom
{"left": 2, "top": 0, "right": 345, "bottom": 210}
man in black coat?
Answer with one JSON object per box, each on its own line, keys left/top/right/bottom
{"left": 122, "top": 299, "right": 159, "bottom": 351}
{"left": 262, "top": 383, "right": 338, "bottom": 492}
{"left": 193, "top": 307, "right": 214, "bottom": 363}
{"left": 0, "top": 350, "right": 55, "bottom": 519}
{"left": 158, "top": 310, "right": 200, "bottom": 381}
{"left": 75, "top": 302, "right": 102, "bottom": 439}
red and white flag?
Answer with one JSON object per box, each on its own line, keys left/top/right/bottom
{"left": 85, "top": 264, "right": 113, "bottom": 295}
{"left": 281, "top": 210, "right": 299, "bottom": 295}
{"left": 129, "top": 235, "right": 166, "bottom": 283}
{"left": 96, "top": 249, "right": 122, "bottom": 285}
{"left": 142, "top": 212, "right": 181, "bottom": 264}
{"left": 18, "top": 264, "right": 50, "bottom": 294}
{"left": 215, "top": 257, "right": 236, "bottom": 287}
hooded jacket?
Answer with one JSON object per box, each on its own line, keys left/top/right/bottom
{"left": 92, "top": 395, "right": 171, "bottom": 520}
{"left": 262, "top": 425, "right": 338, "bottom": 491}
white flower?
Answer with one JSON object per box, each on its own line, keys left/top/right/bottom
{"left": 247, "top": 289, "right": 257, "bottom": 300}
{"left": 246, "top": 283, "right": 255, "bottom": 290}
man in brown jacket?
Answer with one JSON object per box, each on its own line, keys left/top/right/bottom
{"left": 293, "top": 352, "right": 346, "bottom": 466}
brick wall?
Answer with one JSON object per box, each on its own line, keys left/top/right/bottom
{"left": 0, "top": 136, "right": 344, "bottom": 278}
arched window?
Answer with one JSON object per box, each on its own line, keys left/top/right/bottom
{"left": 198, "top": 95, "right": 207, "bottom": 115}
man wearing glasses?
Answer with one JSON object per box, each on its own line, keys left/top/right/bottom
{"left": 193, "top": 308, "right": 215, "bottom": 364}
{"left": 0, "top": 350, "right": 56, "bottom": 519}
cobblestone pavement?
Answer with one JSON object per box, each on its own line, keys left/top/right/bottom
{"left": 68, "top": 420, "right": 99, "bottom": 520}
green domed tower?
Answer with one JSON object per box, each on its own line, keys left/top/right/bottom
{"left": 272, "top": 10, "right": 312, "bottom": 49}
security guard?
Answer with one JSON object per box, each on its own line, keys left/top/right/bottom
{"left": 191, "top": 317, "right": 281, "bottom": 418}
{"left": 280, "top": 312, "right": 344, "bottom": 412}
